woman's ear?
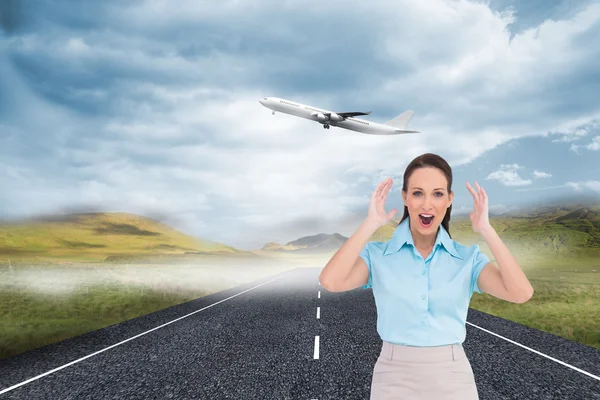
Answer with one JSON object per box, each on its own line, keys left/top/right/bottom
{"left": 448, "top": 190, "right": 454, "bottom": 207}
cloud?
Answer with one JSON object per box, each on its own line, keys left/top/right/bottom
{"left": 486, "top": 164, "right": 532, "bottom": 186}
{"left": 586, "top": 136, "right": 600, "bottom": 151}
{"left": 549, "top": 119, "right": 599, "bottom": 143}
{"left": 515, "top": 185, "right": 567, "bottom": 193}
{"left": 1, "top": 0, "right": 600, "bottom": 249}
{"left": 565, "top": 181, "right": 600, "bottom": 193}
{"left": 533, "top": 170, "right": 552, "bottom": 178}
{"left": 570, "top": 135, "right": 600, "bottom": 152}
{"left": 585, "top": 136, "right": 600, "bottom": 151}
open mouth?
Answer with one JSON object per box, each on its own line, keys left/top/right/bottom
{"left": 419, "top": 213, "right": 434, "bottom": 227}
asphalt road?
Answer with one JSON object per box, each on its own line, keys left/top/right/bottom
{"left": 0, "top": 268, "right": 599, "bottom": 399}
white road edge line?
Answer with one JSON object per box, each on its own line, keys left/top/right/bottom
{"left": 466, "top": 321, "right": 600, "bottom": 382}
{"left": 0, "top": 271, "right": 295, "bottom": 395}
{"left": 314, "top": 336, "right": 320, "bottom": 359}
{"left": 316, "top": 307, "right": 320, "bottom": 319}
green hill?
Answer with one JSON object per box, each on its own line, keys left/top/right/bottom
{"left": 0, "top": 212, "right": 245, "bottom": 264}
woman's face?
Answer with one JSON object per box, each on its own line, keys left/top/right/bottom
{"left": 402, "top": 167, "right": 453, "bottom": 238}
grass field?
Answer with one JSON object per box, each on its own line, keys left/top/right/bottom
{"left": 470, "top": 276, "right": 600, "bottom": 349}
{"left": 0, "top": 261, "right": 298, "bottom": 360}
{"left": 0, "top": 206, "right": 599, "bottom": 360}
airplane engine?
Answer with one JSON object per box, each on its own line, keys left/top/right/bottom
{"left": 328, "top": 112, "right": 343, "bottom": 122}
{"left": 314, "top": 113, "right": 328, "bottom": 122}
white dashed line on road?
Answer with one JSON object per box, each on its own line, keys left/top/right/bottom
{"left": 314, "top": 336, "right": 320, "bottom": 359}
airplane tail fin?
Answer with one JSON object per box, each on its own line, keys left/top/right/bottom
{"left": 385, "top": 110, "right": 414, "bottom": 130}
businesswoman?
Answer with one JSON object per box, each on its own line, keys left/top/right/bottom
{"left": 319, "top": 153, "right": 534, "bottom": 399}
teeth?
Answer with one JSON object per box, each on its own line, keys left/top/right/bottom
{"left": 420, "top": 214, "right": 433, "bottom": 217}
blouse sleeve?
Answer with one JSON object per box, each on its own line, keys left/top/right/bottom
{"left": 359, "top": 243, "right": 373, "bottom": 289}
{"left": 471, "top": 245, "right": 490, "bottom": 294}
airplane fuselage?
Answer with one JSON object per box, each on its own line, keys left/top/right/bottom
{"left": 259, "top": 97, "right": 417, "bottom": 135}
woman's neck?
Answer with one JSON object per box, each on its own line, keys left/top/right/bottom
{"left": 410, "top": 223, "right": 438, "bottom": 249}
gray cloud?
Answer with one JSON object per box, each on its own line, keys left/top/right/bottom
{"left": 1, "top": 0, "right": 600, "bottom": 249}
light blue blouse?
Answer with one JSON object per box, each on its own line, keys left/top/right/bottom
{"left": 360, "top": 218, "right": 490, "bottom": 347}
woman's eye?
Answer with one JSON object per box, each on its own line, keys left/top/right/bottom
{"left": 413, "top": 192, "right": 444, "bottom": 196}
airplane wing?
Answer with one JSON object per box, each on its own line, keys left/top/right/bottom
{"left": 336, "top": 111, "right": 371, "bottom": 117}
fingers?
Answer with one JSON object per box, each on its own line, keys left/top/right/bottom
{"left": 371, "top": 178, "right": 393, "bottom": 219}
{"left": 373, "top": 179, "right": 386, "bottom": 199}
{"left": 474, "top": 182, "right": 482, "bottom": 202}
{"left": 375, "top": 178, "right": 386, "bottom": 197}
{"left": 466, "top": 181, "right": 485, "bottom": 204}
{"left": 467, "top": 182, "right": 481, "bottom": 213}
{"left": 375, "top": 178, "right": 392, "bottom": 199}
{"left": 466, "top": 182, "right": 488, "bottom": 218}
{"left": 382, "top": 178, "right": 392, "bottom": 198}
{"left": 475, "top": 182, "right": 487, "bottom": 202}
{"left": 475, "top": 182, "right": 488, "bottom": 205}
{"left": 466, "top": 182, "right": 477, "bottom": 200}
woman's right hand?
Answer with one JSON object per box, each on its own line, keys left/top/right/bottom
{"left": 367, "top": 177, "right": 397, "bottom": 229}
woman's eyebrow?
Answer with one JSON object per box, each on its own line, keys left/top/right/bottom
{"left": 412, "top": 187, "right": 445, "bottom": 191}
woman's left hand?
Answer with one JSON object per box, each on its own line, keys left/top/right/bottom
{"left": 466, "top": 181, "right": 492, "bottom": 234}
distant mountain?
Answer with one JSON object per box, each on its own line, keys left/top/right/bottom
{"left": 261, "top": 242, "right": 283, "bottom": 251}
{"left": 288, "top": 232, "right": 348, "bottom": 249}
{"left": 258, "top": 232, "right": 349, "bottom": 254}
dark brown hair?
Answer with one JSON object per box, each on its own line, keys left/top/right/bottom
{"left": 400, "top": 153, "right": 453, "bottom": 238}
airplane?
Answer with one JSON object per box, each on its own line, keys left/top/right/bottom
{"left": 259, "top": 97, "right": 420, "bottom": 135}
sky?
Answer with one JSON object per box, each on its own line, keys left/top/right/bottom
{"left": 0, "top": 0, "right": 599, "bottom": 251}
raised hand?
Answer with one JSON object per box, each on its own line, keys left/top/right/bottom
{"left": 466, "top": 181, "right": 491, "bottom": 234}
{"left": 367, "top": 178, "right": 397, "bottom": 228}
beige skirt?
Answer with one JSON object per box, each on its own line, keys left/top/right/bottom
{"left": 370, "top": 341, "right": 479, "bottom": 400}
